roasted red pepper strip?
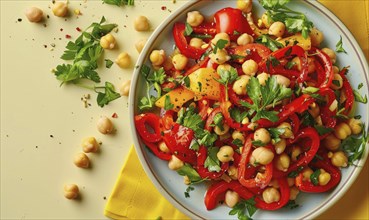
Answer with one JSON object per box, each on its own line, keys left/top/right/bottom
{"left": 295, "top": 159, "right": 341, "bottom": 193}
{"left": 173, "top": 22, "right": 207, "bottom": 59}
{"left": 318, "top": 87, "right": 337, "bottom": 129}
{"left": 339, "top": 68, "right": 355, "bottom": 115}
{"left": 310, "top": 47, "right": 334, "bottom": 88}
{"left": 204, "top": 181, "right": 230, "bottom": 210}
{"left": 255, "top": 178, "right": 290, "bottom": 210}
{"left": 160, "top": 110, "right": 175, "bottom": 131}
{"left": 134, "top": 113, "right": 162, "bottom": 143}
{"left": 289, "top": 113, "right": 301, "bottom": 135}
{"left": 238, "top": 136, "right": 273, "bottom": 188}
{"left": 142, "top": 139, "right": 171, "bottom": 161}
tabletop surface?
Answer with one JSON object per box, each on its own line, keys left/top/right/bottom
{"left": 1, "top": 0, "right": 368, "bottom": 219}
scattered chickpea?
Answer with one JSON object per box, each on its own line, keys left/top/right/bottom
{"left": 186, "top": 11, "right": 204, "bottom": 27}
{"left": 347, "top": 118, "right": 363, "bottom": 135}
{"left": 211, "top": 33, "right": 231, "bottom": 48}
{"left": 168, "top": 155, "right": 184, "bottom": 170}
{"left": 309, "top": 27, "right": 324, "bottom": 47}
{"left": 236, "top": 0, "right": 253, "bottom": 13}
{"left": 217, "top": 145, "right": 234, "bottom": 163}
{"left": 81, "top": 137, "right": 99, "bottom": 153}
{"left": 232, "top": 75, "right": 251, "bottom": 95}
{"left": 150, "top": 49, "right": 166, "bottom": 66}
{"left": 115, "top": 52, "right": 131, "bottom": 68}
{"left": 268, "top": 21, "right": 285, "bottom": 37}
{"left": 100, "top": 33, "right": 116, "bottom": 49}
{"left": 291, "top": 146, "right": 302, "bottom": 162}
{"left": 262, "top": 187, "right": 280, "bottom": 204}
{"left": 254, "top": 128, "right": 271, "bottom": 144}
{"left": 250, "top": 146, "right": 274, "bottom": 165}
{"left": 318, "top": 169, "right": 331, "bottom": 186}
{"left": 242, "top": 60, "right": 258, "bottom": 76}
{"left": 274, "top": 139, "right": 286, "bottom": 154}
{"left": 135, "top": 38, "right": 147, "bottom": 53}
{"left": 25, "top": 7, "right": 43, "bottom": 23}
{"left": 134, "top": 16, "right": 150, "bottom": 31}
{"left": 237, "top": 33, "right": 254, "bottom": 46}
{"left": 228, "top": 165, "right": 238, "bottom": 180}
{"left": 321, "top": 48, "right": 336, "bottom": 64}
{"left": 308, "top": 102, "right": 320, "bottom": 118}
{"left": 277, "top": 122, "right": 293, "bottom": 139}
{"left": 274, "top": 153, "right": 290, "bottom": 172}
{"left": 232, "top": 130, "right": 245, "bottom": 144}
{"left": 256, "top": 72, "right": 269, "bottom": 86}
{"left": 158, "top": 141, "right": 170, "bottom": 153}
{"left": 52, "top": 1, "right": 68, "bottom": 17}
{"left": 189, "top": 37, "right": 205, "bottom": 49}
{"left": 209, "top": 48, "right": 231, "bottom": 64}
{"left": 242, "top": 117, "right": 250, "bottom": 125}
{"left": 328, "top": 151, "right": 348, "bottom": 167}
{"left": 172, "top": 54, "right": 188, "bottom": 70}
{"left": 274, "top": 74, "right": 290, "bottom": 87}
{"left": 289, "top": 186, "right": 300, "bottom": 200}
{"left": 334, "top": 122, "right": 352, "bottom": 140}
{"left": 119, "top": 80, "right": 131, "bottom": 97}
{"left": 73, "top": 152, "right": 90, "bottom": 168}
{"left": 214, "top": 123, "right": 230, "bottom": 136}
{"left": 330, "top": 74, "right": 343, "bottom": 90}
{"left": 97, "top": 116, "right": 114, "bottom": 134}
{"left": 302, "top": 167, "right": 313, "bottom": 182}
{"left": 322, "top": 134, "right": 341, "bottom": 151}
{"left": 64, "top": 184, "right": 79, "bottom": 199}
{"left": 225, "top": 190, "right": 240, "bottom": 208}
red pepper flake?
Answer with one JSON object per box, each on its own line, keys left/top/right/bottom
{"left": 161, "top": 6, "right": 167, "bottom": 10}
{"left": 65, "top": 34, "right": 71, "bottom": 39}
{"left": 112, "top": 113, "right": 118, "bottom": 118}
{"left": 76, "top": 27, "right": 81, "bottom": 32}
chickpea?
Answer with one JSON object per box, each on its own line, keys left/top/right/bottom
{"left": 321, "top": 48, "right": 336, "bottom": 64}
{"left": 81, "top": 137, "right": 99, "bottom": 153}
{"left": 100, "top": 33, "right": 116, "bottom": 49}
{"left": 189, "top": 37, "right": 204, "bottom": 49}
{"left": 225, "top": 190, "right": 240, "bottom": 208}
{"left": 232, "top": 130, "right": 245, "bottom": 144}
{"left": 115, "top": 52, "right": 131, "bottom": 68}
{"left": 158, "top": 141, "right": 170, "bottom": 153}
{"left": 332, "top": 66, "right": 340, "bottom": 74}
{"left": 302, "top": 167, "right": 313, "bottom": 182}
{"left": 217, "top": 63, "right": 232, "bottom": 73}
{"left": 309, "top": 27, "right": 324, "bottom": 47}
{"left": 64, "top": 184, "right": 79, "bottom": 199}
{"left": 73, "top": 152, "right": 90, "bottom": 168}
{"left": 228, "top": 165, "right": 238, "bottom": 180}
{"left": 168, "top": 155, "right": 184, "bottom": 170}
{"left": 261, "top": 13, "right": 272, "bottom": 28}
{"left": 268, "top": 21, "right": 285, "bottom": 38}
{"left": 214, "top": 124, "right": 230, "bottom": 136}
{"left": 330, "top": 73, "right": 343, "bottom": 90}
{"left": 134, "top": 16, "right": 150, "bottom": 31}
{"left": 291, "top": 146, "right": 302, "bottom": 162}
{"left": 308, "top": 102, "right": 320, "bottom": 118}
{"left": 237, "top": 33, "right": 254, "bottom": 46}
{"left": 334, "top": 122, "right": 352, "bottom": 140}
{"left": 217, "top": 145, "right": 234, "bottom": 162}
{"left": 248, "top": 122, "right": 258, "bottom": 130}
{"left": 119, "top": 80, "right": 131, "bottom": 97}
{"left": 183, "top": 176, "right": 191, "bottom": 185}
{"left": 275, "top": 153, "right": 290, "bottom": 172}
{"left": 254, "top": 128, "right": 271, "bottom": 144}
{"left": 289, "top": 186, "right": 300, "bottom": 200}
{"left": 172, "top": 54, "right": 188, "bottom": 70}
{"left": 257, "top": 72, "right": 270, "bottom": 86}
{"left": 186, "top": 11, "right": 204, "bottom": 27}
{"left": 97, "top": 116, "right": 114, "bottom": 134}
{"left": 318, "top": 169, "right": 331, "bottom": 186}
{"left": 232, "top": 75, "right": 251, "bottom": 95}
{"left": 242, "top": 117, "right": 250, "bottom": 125}
{"left": 292, "top": 57, "right": 315, "bottom": 74}
{"left": 347, "top": 118, "right": 363, "bottom": 135}
{"left": 211, "top": 33, "right": 231, "bottom": 48}
{"left": 25, "top": 7, "right": 43, "bottom": 23}
{"left": 150, "top": 49, "right": 166, "bottom": 66}
{"left": 250, "top": 146, "right": 274, "bottom": 165}
{"left": 277, "top": 122, "right": 293, "bottom": 139}
{"left": 236, "top": 0, "right": 253, "bottom": 13}
{"left": 322, "top": 134, "right": 341, "bottom": 151}
{"left": 274, "top": 139, "right": 286, "bottom": 154}
{"left": 274, "top": 74, "right": 290, "bottom": 87}
{"left": 242, "top": 60, "right": 258, "bottom": 76}
{"left": 209, "top": 48, "right": 231, "bottom": 64}
{"left": 52, "top": 2, "right": 68, "bottom": 17}
{"left": 262, "top": 187, "right": 280, "bottom": 204}
{"left": 135, "top": 38, "right": 147, "bottom": 53}
{"left": 328, "top": 151, "right": 348, "bottom": 167}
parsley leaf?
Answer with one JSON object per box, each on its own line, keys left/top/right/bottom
{"left": 204, "top": 147, "right": 221, "bottom": 172}
{"left": 105, "top": 59, "right": 114, "bottom": 68}
{"left": 184, "top": 186, "right": 195, "bottom": 198}
{"left": 284, "top": 200, "right": 300, "bottom": 209}
{"left": 177, "top": 163, "right": 203, "bottom": 183}
{"left": 255, "top": 34, "right": 284, "bottom": 51}
{"left": 229, "top": 197, "right": 258, "bottom": 220}
{"left": 353, "top": 90, "right": 368, "bottom": 104}
{"left": 229, "top": 107, "right": 249, "bottom": 123}
{"left": 215, "top": 67, "right": 239, "bottom": 85}
{"left": 335, "top": 36, "right": 347, "bottom": 53}
{"left": 184, "top": 22, "right": 193, "bottom": 36}
{"left": 96, "top": 82, "right": 121, "bottom": 107}
{"left": 314, "top": 125, "right": 333, "bottom": 136}
{"left": 102, "top": 0, "right": 134, "bottom": 6}
{"left": 213, "top": 39, "right": 228, "bottom": 54}
{"left": 164, "top": 96, "right": 174, "bottom": 110}
{"left": 268, "top": 127, "right": 285, "bottom": 143}
{"left": 310, "top": 169, "right": 321, "bottom": 186}
{"left": 341, "top": 127, "right": 368, "bottom": 165}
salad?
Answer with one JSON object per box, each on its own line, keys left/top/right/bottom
{"left": 134, "top": 0, "right": 368, "bottom": 218}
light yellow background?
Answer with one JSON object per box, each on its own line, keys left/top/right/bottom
{"left": 1, "top": 0, "right": 368, "bottom": 219}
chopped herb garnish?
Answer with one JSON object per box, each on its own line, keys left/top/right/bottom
{"left": 164, "top": 95, "right": 174, "bottom": 110}
{"left": 255, "top": 34, "right": 284, "bottom": 51}
{"left": 284, "top": 200, "right": 300, "bottom": 209}
{"left": 184, "top": 186, "right": 195, "bottom": 198}
{"left": 232, "top": 139, "right": 244, "bottom": 147}
{"left": 335, "top": 35, "right": 347, "bottom": 53}
{"left": 177, "top": 163, "right": 203, "bottom": 183}
{"left": 353, "top": 90, "right": 368, "bottom": 103}
{"left": 229, "top": 197, "right": 258, "bottom": 220}
{"left": 96, "top": 82, "right": 121, "bottom": 107}
{"left": 184, "top": 22, "right": 193, "bottom": 36}
{"left": 314, "top": 125, "right": 333, "bottom": 136}
{"left": 213, "top": 39, "right": 228, "bottom": 54}
{"left": 341, "top": 127, "right": 368, "bottom": 165}
{"left": 105, "top": 59, "right": 114, "bottom": 68}
{"left": 215, "top": 66, "right": 239, "bottom": 100}
{"left": 102, "top": 0, "right": 134, "bottom": 6}
{"left": 268, "top": 127, "right": 286, "bottom": 143}
{"left": 229, "top": 107, "right": 249, "bottom": 123}
{"left": 204, "top": 147, "right": 221, "bottom": 172}
{"left": 252, "top": 140, "right": 266, "bottom": 147}
{"left": 288, "top": 166, "right": 304, "bottom": 178}
{"left": 358, "top": 83, "right": 363, "bottom": 89}
{"left": 310, "top": 169, "right": 321, "bottom": 186}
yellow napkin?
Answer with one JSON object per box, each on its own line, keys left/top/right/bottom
{"left": 105, "top": 1, "right": 369, "bottom": 219}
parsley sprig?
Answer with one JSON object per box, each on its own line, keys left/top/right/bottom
{"left": 215, "top": 67, "right": 239, "bottom": 101}
{"left": 229, "top": 197, "right": 258, "bottom": 220}
{"left": 341, "top": 127, "right": 369, "bottom": 165}
{"left": 102, "top": 0, "right": 134, "bottom": 6}
{"left": 259, "top": 0, "right": 314, "bottom": 38}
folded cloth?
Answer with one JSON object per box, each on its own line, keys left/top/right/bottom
{"left": 104, "top": 146, "right": 189, "bottom": 220}
{"left": 105, "top": 1, "right": 369, "bottom": 219}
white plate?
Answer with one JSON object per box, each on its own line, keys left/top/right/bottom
{"left": 130, "top": 0, "right": 369, "bottom": 219}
